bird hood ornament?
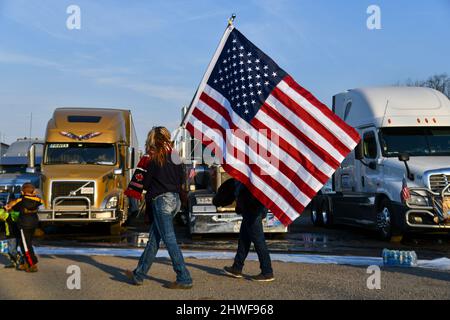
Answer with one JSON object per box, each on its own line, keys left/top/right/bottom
{"left": 59, "top": 131, "right": 103, "bottom": 141}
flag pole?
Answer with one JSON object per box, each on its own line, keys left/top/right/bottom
{"left": 181, "top": 14, "right": 236, "bottom": 127}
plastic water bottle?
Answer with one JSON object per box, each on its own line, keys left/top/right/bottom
{"left": 0, "top": 240, "right": 9, "bottom": 254}
{"left": 382, "top": 249, "right": 417, "bottom": 267}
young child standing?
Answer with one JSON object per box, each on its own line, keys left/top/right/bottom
{"left": 0, "top": 207, "right": 21, "bottom": 269}
{"left": 5, "top": 183, "right": 44, "bottom": 272}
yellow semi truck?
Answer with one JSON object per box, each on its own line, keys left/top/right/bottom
{"left": 27, "top": 108, "right": 139, "bottom": 234}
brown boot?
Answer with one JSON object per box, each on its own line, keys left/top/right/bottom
{"left": 26, "top": 264, "right": 38, "bottom": 273}
{"left": 17, "top": 264, "right": 28, "bottom": 271}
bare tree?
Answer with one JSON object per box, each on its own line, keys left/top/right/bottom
{"left": 401, "top": 74, "right": 450, "bottom": 98}
{"left": 423, "top": 74, "right": 450, "bottom": 98}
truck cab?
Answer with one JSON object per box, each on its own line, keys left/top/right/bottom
{"left": 27, "top": 108, "right": 138, "bottom": 233}
{"left": 312, "top": 87, "right": 450, "bottom": 240}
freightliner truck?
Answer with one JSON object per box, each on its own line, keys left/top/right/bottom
{"left": 312, "top": 87, "right": 450, "bottom": 240}
{"left": 27, "top": 108, "right": 139, "bottom": 234}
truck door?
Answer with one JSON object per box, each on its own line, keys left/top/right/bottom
{"left": 357, "top": 128, "right": 382, "bottom": 225}
{"left": 359, "top": 128, "right": 380, "bottom": 194}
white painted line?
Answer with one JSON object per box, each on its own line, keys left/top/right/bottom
{"left": 33, "top": 246, "right": 450, "bottom": 271}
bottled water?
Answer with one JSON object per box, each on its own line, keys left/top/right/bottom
{"left": 382, "top": 249, "right": 417, "bottom": 267}
{"left": 0, "top": 240, "right": 9, "bottom": 254}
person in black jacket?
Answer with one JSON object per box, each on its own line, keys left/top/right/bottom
{"left": 5, "top": 183, "right": 43, "bottom": 273}
{"left": 214, "top": 178, "right": 274, "bottom": 282}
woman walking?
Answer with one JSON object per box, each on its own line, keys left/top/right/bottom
{"left": 125, "top": 126, "right": 192, "bottom": 289}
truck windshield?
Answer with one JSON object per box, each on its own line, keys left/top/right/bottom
{"left": 0, "top": 165, "right": 27, "bottom": 174}
{"left": 380, "top": 127, "right": 450, "bottom": 157}
{"left": 45, "top": 143, "right": 116, "bottom": 165}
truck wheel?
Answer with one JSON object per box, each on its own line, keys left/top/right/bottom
{"left": 311, "top": 200, "right": 323, "bottom": 227}
{"left": 377, "top": 199, "right": 393, "bottom": 241}
{"left": 321, "top": 199, "right": 333, "bottom": 228}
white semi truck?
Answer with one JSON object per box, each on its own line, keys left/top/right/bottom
{"left": 312, "top": 87, "right": 450, "bottom": 240}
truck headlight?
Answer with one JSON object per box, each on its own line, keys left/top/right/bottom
{"left": 196, "top": 196, "right": 213, "bottom": 205}
{"left": 408, "top": 194, "right": 429, "bottom": 207}
{"left": 106, "top": 196, "right": 118, "bottom": 209}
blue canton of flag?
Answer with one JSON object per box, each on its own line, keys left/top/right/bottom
{"left": 208, "top": 29, "right": 287, "bottom": 122}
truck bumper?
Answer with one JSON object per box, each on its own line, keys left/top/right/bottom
{"left": 38, "top": 209, "right": 117, "bottom": 223}
{"left": 391, "top": 203, "right": 450, "bottom": 231}
{"left": 189, "top": 212, "right": 288, "bottom": 234}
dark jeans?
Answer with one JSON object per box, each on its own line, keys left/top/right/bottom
{"left": 134, "top": 192, "right": 192, "bottom": 285}
{"left": 233, "top": 210, "right": 273, "bottom": 275}
{"left": 19, "top": 228, "right": 38, "bottom": 266}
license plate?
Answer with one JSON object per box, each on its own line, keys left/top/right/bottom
{"left": 81, "top": 187, "right": 94, "bottom": 195}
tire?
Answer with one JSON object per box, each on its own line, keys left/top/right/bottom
{"left": 320, "top": 199, "right": 333, "bottom": 228}
{"left": 311, "top": 199, "right": 323, "bottom": 227}
{"left": 377, "top": 199, "right": 394, "bottom": 241}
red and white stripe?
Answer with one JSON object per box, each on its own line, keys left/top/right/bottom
{"left": 186, "top": 75, "right": 360, "bottom": 226}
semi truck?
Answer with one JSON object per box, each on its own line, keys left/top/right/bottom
{"left": 173, "top": 108, "right": 288, "bottom": 236}
{"left": 311, "top": 87, "right": 450, "bottom": 240}
{"left": 27, "top": 108, "right": 139, "bottom": 234}
{"left": 0, "top": 138, "right": 43, "bottom": 206}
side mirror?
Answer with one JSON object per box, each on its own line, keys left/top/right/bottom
{"left": 398, "top": 153, "right": 414, "bottom": 181}
{"left": 126, "top": 147, "right": 135, "bottom": 170}
{"left": 398, "top": 153, "right": 410, "bottom": 162}
{"left": 27, "top": 144, "right": 36, "bottom": 172}
{"left": 355, "top": 142, "right": 364, "bottom": 160}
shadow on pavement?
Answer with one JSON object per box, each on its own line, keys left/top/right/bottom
{"left": 41, "top": 255, "right": 171, "bottom": 287}
{"left": 156, "top": 258, "right": 227, "bottom": 278}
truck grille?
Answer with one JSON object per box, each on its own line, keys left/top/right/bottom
{"left": 51, "top": 181, "right": 95, "bottom": 207}
{"left": 429, "top": 174, "right": 450, "bottom": 193}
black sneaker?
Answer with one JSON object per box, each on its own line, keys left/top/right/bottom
{"left": 223, "top": 266, "right": 243, "bottom": 279}
{"left": 125, "top": 270, "right": 143, "bottom": 286}
{"left": 166, "top": 282, "right": 193, "bottom": 290}
{"left": 251, "top": 273, "right": 275, "bottom": 282}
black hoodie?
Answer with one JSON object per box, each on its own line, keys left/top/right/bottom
{"left": 213, "top": 178, "right": 267, "bottom": 216}
{"left": 10, "top": 196, "right": 43, "bottom": 229}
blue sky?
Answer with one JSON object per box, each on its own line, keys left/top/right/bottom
{"left": 0, "top": 0, "right": 449, "bottom": 148}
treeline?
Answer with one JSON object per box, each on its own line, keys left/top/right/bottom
{"left": 398, "top": 73, "right": 450, "bottom": 98}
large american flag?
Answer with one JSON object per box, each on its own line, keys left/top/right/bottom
{"left": 184, "top": 26, "right": 360, "bottom": 226}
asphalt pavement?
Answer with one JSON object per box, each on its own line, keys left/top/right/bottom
{"left": 0, "top": 254, "right": 449, "bottom": 300}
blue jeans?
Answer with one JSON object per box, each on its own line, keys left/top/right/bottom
{"left": 6, "top": 238, "right": 19, "bottom": 264}
{"left": 8, "top": 238, "right": 18, "bottom": 257}
{"left": 134, "top": 192, "right": 192, "bottom": 285}
{"left": 233, "top": 210, "right": 273, "bottom": 275}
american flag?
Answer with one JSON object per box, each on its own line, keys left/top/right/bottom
{"left": 184, "top": 26, "right": 360, "bottom": 226}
